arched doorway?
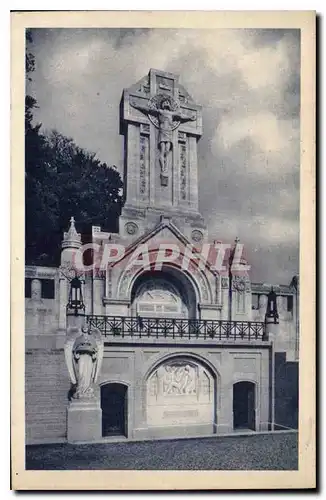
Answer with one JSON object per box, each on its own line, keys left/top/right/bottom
{"left": 233, "top": 381, "right": 256, "bottom": 431}
{"left": 101, "top": 383, "right": 128, "bottom": 437}
{"left": 131, "top": 268, "right": 197, "bottom": 319}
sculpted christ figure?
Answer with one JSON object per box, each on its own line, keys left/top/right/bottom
{"left": 130, "top": 95, "right": 196, "bottom": 185}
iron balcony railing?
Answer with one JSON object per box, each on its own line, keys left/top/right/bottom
{"left": 85, "top": 315, "right": 268, "bottom": 342}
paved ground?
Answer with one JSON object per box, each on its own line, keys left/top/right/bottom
{"left": 26, "top": 432, "right": 298, "bottom": 470}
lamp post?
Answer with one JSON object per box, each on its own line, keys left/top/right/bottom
{"left": 228, "top": 237, "right": 239, "bottom": 324}
{"left": 66, "top": 273, "right": 86, "bottom": 317}
{"left": 265, "top": 287, "right": 279, "bottom": 325}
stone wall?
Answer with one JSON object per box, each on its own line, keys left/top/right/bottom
{"left": 274, "top": 352, "right": 299, "bottom": 430}
{"left": 98, "top": 344, "right": 271, "bottom": 440}
{"left": 25, "top": 349, "right": 70, "bottom": 443}
{"left": 25, "top": 342, "right": 271, "bottom": 444}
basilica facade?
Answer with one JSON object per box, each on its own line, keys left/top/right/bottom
{"left": 25, "top": 69, "right": 299, "bottom": 444}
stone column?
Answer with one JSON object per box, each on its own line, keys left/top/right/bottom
{"left": 265, "top": 317, "right": 279, "bottom": 431}
{"left": 28, "top": 279, "right": 42, "bottom": 335}
{"left": 126, "top": 123, "right": 140, "bottom": 205}
{"left": 216, "top": 352, "right": 233, "bottom": 433}
{"left": 188, "top": 135, "right": 199, "bottom": 211}
{"left": 31, "top": 278, "right": 41, "bottom": 300}
{"left": 58, "top": 276, "right": 68, "bottom": 330}
{"left": 93, "top": 277, "right": 104, "bottom": 315}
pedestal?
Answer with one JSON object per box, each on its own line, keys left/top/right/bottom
{"left": 67, "top": 399, "right": 102, "bottom": 443}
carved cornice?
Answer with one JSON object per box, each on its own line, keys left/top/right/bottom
{"left": 102, "top": 297, "right": 131, "bottom": 306}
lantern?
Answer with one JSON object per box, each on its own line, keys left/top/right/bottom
{"left": 67, "top": 274, "right": 85, "bottom": 316}
{"left": 266, "top": 287, "right": 279, "bottom": 324}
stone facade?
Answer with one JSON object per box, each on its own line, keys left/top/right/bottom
{"left": 25, "top": 69, "right": 299, "bottom": 444}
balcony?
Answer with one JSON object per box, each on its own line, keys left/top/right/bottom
{"left": 85, "top": 316, "right": 268, "bottom": 343}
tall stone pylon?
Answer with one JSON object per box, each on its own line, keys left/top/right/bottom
{"left": 59, "top": 217, "right": 83, "bottom": 331}
{"left": 119, "top": 68, "right": 205, "bottom": 240}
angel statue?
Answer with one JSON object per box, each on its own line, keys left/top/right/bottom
{"left": 130, "top": 94, "right": 196, "bottom": 186}
{"left": 64, "top": 325, "right": 104, "bottom": 400}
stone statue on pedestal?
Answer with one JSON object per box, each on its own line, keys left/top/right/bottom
{"left": 64, "top": 325, "right": 104, "bottom": 399}
{"left": 130, "top": 93, "right": 196, "bottom": 186}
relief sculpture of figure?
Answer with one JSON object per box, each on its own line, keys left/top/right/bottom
{"left": 130, "top": 94, "right": 196, "bottom": 186}
{"left": 163, "top": 364, "right": 196, "bottom": 395}
{"left": 163, "top": 365, "right": 181, "bottom": 394}
{"left": 180, "top": 365, "right": 196, "bottom": 395}
{"left": 64, "top": 325, "right": 104, "bottom": 400}
{"left": 163, "top": 365, "right": 174, "bottom": 394}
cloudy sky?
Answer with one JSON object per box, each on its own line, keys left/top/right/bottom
{"left": 27, "top": 28, "right": 300, "bottom": 285}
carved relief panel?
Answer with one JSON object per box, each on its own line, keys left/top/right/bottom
{"left": 139, "top": 123, "right": 150, "bottom": 199}
{"left": 178, "top": 131, "right": 188, "bottom": 201}
{"left": 134, "top": 279, "right": 187, "bottom": 317}
{"left": 146, "top": 359, "right": 215, "bottom": 427}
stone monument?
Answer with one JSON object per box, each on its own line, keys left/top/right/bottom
{"left": 64, "top": 325, "right": 104, "bottom": 442}
{"left": 119, "top": 68, "right": 206, "bottom": 241}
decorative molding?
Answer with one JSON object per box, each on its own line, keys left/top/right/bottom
{"left": 118, "top": 268, "right": 134, "bottom": 298}
{"left": 221, "top": 277, "right": 229, "bottom": 289}
{"left": 122, "top": 206, "right": 146, "bottom": 218}
{"left": 232, "top": 275, "right": 251, "bottom": 292}
{"left": 125, "top": 222, "right": 139, "bottom": 236}
{"left": 25, "top": 267, "right": 37, "bottom": 278}
{"left": 198, "top": 303, "right": 222, "bottom": 310}
{"left": 102, "top": 297, "right": 130, "bottom": 306}
{"left": 178, "top": 131, "right": 186, "bottom": 142}
{"left": 233, "top": 277, "right": 246, "bottom": 292}
{"left": 191, "top": 230, "right": 203, "bottom": 243}
{"left": 195, "top": 271, "right": 209, "bottom": 302}
{"left": 156, "top": 75, "right": 174, "bottom": 93}
{"left": 139, "top": 134, "right": 149, "bottom": 196}
{"left": 178, "top": 92, "right": 188, "bottom": 104}
{"left": 93, "top": 268, "right": 105, "bottom": 280}
{"left": 25, "top": 267, "right": 57, "bottom": 279}
{"left": 215, "top": 275, "right": 220, "bottom": 304}
{"left": 179, "top": 141, "right": 187, "bottom": 201}
{"left": 140, "top": 123, "right": 150, "bottom": 135}
{"left": 107, "top": 268, "right": 112, "bottom": 298}
{"left": 136, "top": 75, "right": 150, "bottom": 94}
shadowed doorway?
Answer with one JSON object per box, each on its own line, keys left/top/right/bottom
{"left": 233, "top": 381, "right": 256, "bottom": 431}
{"left": 101, "top": 383, "right": 128, "bottom": 437}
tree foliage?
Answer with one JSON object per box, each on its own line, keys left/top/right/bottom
{"left": 25, "top": 31, "right": 123, "bottom": 266}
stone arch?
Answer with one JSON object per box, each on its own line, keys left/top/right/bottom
{"left": 130, "top": 267, "right": 198, "bottom": 319}
{"left": 99, "top": 379, "right": 131, "bottom": 388}
{"left": 233, "top": 375, "right": 258, "bottom": 385}
{"left": 117, "top": 257, "right": 213, "bottom": 305}
{"left": 143, "top": 350, "right": 221, "bottom": 382}
{"left": 144, "top": 352, "right": 218, "bottom": 432}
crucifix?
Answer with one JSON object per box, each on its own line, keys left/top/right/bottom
{"left": 130, "top": 94, "right": 196, "bottom": 186}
